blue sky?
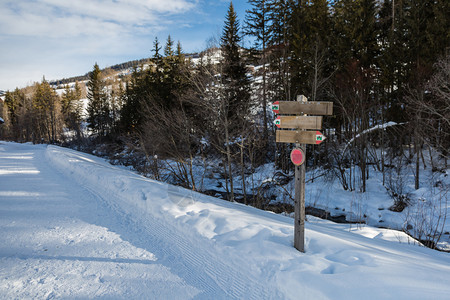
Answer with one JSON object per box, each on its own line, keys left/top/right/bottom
{"left": 0, "top": 0, "right": 251, "bottom": 91}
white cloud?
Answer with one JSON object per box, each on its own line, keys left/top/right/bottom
{"left": 0, "top": 0, "right": 200, "bottom": 90}
{"left": 0, "top": 0, "right": 197, "bottom": 38}
{"left": 0, "top": 0, "right": 257, "bottom": 91}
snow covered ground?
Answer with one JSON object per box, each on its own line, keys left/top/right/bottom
{"left": 1, "top": 142, "right": 450, "bottom": 299}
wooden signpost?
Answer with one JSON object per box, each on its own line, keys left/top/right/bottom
{"left": 273, "top": 95, "right": 332, "bottom": 253}
{"left": 272, "top": 101, "right": 333, "bottom": 116}
{"left": 276, "top": 130, "right": 326, "bottom": 144}
{"left": 274, "top": 116, "right": 323, "bottom": 130}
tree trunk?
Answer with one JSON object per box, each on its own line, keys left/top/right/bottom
{"left": 240, "top": 138, "right": 247, "bottom": 205}
{"left": 224, "top": 116, "right": 234, "bottom": 201}
{"left": 415, "top": 129, "right": 420, "bottom": 190}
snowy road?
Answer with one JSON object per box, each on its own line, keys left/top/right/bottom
{"left": 0, "top": 143, "right": 276, "bottom": 299}
{"left": 0, "top": 143, "right": 196, "bottom": 298}
{"left": 1, "top": 142, "right": 450, "bottom": 299}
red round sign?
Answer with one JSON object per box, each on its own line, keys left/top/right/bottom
{"left": 290, "top": 148, "right": 305, "bottom": 166}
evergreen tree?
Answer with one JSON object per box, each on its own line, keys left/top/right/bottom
{"left": 245, "top": 0, "right": 271, "bottom": 144}
{"left": 333, "top": 0, "right": 379, "bottom": 70}
{"left": 32, "top": 79, "right": 62, "bottom": 143}
{"left": 119, "top": 67, "right": 145, "bottom": 134}
{"left": 3, "top": 89, "right": 29, "bottom": 140}
{"left": 162, "top": 35, "right": 181, "bottom": 108}
{"left": 164, "top": 35, "right": 175, "bottom": 57}
{"left": 152, "top": 37, "right": 163, "bottom": 73}
{"left": 87, "top": 63, "right": 110, "bottom": 137}
{"left": 61, "top": 82, "right": 83, "bottom": 131}
{"left": 110, "top": 80, "right": 123, "bottom": 133}
{"left": 4, "top": 89, "right": 21, "bottom": 127}
{"left": 267, "top": 0, "right": 293, "bottom": 101}
{"left": 400, "top": 0, "right": 450, "bottom": 188}
{"left": 290, "top": 0, "right": 333, "bottom": 100}
{"left": 73, "top": 82, "right": 83, "bottom": 122}
{"left": 176, "top": 41, "right": 184, "bottom": 62}
{"left": 217, "top": 1, "right": 252, "bottom": 201}
{"left": 119, "top": 37, "right": 190, "bottom": 136}
{"left": 61, "top": 85, "right": 72, "bottom": 120}
{"left": 331, "top": 0, "right": 380, "bottom": 192}
{"left": 221, "top": 1, "right": 251, "bottom": 122}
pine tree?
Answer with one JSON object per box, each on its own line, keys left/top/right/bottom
{"left": 267, "top": 0, "right": 293, "bottom": 101}
{"left": 400, "top": 0, "right": 450, "bottom": 189}
{"left": 4, "top": 90, "right": 20, "bottom": 127}
{"left": 290, "top": 0, "right": 333, "bottom": 100}
{"left": 333, "top": 0, "right": 379, "bottom": 69}
{"left": 221, "top": 1, "right": 251, "bottom": 122}
{"left": 87, "top": 63, "right": 110, "bottom": 137}
{"left": 3, "top": 89, "right": 28, "bottom": 140}
{"left": 162, "top": 35, "right": 180, "bottom": 108}
{"left": 164, "top": 35, "right": 175, "bottom": 57}
{"left": 245, "top": 0, "right": 271, "bottom": 144}
{"left": 61, "top": 83, "right": 82, "bottom": 130}
{"left": 331, "top": 0, "right": 380, "bottom": 192}
{"left": 152, "top": 37, "right": 163, "bottom": 72}
{"left": 32, "top": 79, "right": 62, "bottom": 143}
{"left": 218, "top": 1, "right": 252, "bottom": 201}
{"left": 119, "top": 67, "right": 145, "bottom": 134}
{"left": 119, "top": 37, "right": 190, "bottom": 136}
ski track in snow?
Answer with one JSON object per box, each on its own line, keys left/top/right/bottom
{"left": 2, "top": 142, "right": 450, "bottom": 300}
{"left": 81, "top": 178, "right": 273, "bottom": 300}
{"left": 75, "top": 153, "right": 280, "bottom": 299}
{"left": 0, "top": 144, "right": 195, "bottom": 299}
{"left": 0, "top": 143, "right": 277, "bottom": 299}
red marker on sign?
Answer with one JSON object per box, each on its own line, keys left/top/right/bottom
{"left": 271, "top": 101, "right": 280, "bottom": 114}
{"left": 290, "top": 148, "right": 305, "bottom": 166}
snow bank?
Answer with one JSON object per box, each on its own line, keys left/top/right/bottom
{"left": 44, "top": 145, "right": 450, "bottom": 299}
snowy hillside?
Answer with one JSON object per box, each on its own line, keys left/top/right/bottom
{"left": 1, "top": 142, "right": 450, "bottom": 299}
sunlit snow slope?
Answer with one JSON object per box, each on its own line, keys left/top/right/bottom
{"left": 1, "top": 142, "right": 449, "bottom": 299}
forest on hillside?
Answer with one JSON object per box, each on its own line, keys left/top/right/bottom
{"left": 1, "top": 0, "right": 449, "bottom": 209}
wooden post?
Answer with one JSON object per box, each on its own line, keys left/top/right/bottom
{"left": 294, "top": 95, "right": 307, "bottom": 252}
{"left": 272, "top": 94, "right": 331, "bottom": 253}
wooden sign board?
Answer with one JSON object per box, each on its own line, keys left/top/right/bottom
{"left": 276, "top": 130, "right": 326, "bottom": 145}
{"left": 274, "top": 116, "right": 323, "bottom": 130}
{"left": 274, "top": 101, "right": 333, "bottom": 116}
